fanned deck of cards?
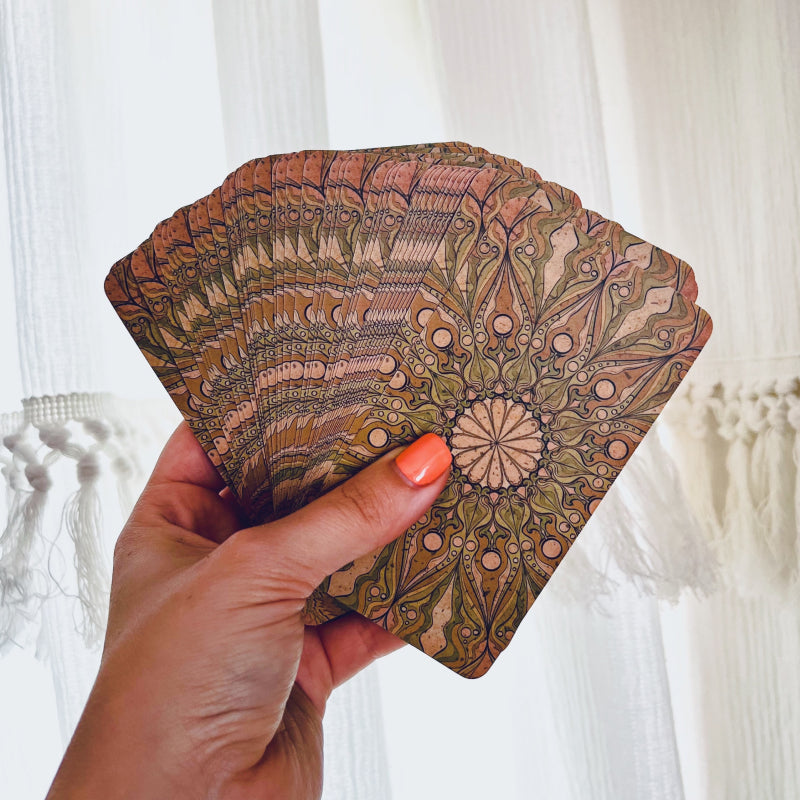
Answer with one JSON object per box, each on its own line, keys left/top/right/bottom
{"left": 105, "top": 142, "right": 712, "bottom": 677}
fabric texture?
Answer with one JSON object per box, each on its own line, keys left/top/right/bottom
{"left": 1, "top": 0, "right": 798, "bottom": 797}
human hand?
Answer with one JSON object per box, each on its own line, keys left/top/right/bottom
{"left": 46, "top": 423, "right": 451, "bottom": 799}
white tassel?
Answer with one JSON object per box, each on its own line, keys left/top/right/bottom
{"left": 788, "top": 390, "right": 800, "bottom": 592}
{"left": 547, "top": 418, "right": 718, "bottom": 607}
{"left": 664, "top": 377, "right": 800, "bottom": 599}
{"left": 597, "top": 421, "right": 718, "bottom": 602}
{"left": 39, "top": 419, "right": 112, "bottom": 646}
{"left": 91, "top": 419, "right": 138, "bottom": 516}
{"left": 111, "top": 454, "right": 137, "bottom": 517}
{"left": 0, "top": 393, "right": 175, "bottom": 653}
{"left": 545, "top": 536, "right": 616, "bottom": 607}
{"left": 60, "top": 451, "right": 109, "bottom": 646}
{"left": 758, "top": 386, "right": 797, "bottom": 588}
{"left": 0, "top": 439, "right": 53, "bottom": 650}
{"left": 678, "top": 384, "right": 726, "bottom": 543}
{"left": 719, "top": 393, "right": 771, "bottom": 591}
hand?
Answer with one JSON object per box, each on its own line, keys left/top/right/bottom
{"left": 46, "top": 423, "right": 451, "bottom": 799}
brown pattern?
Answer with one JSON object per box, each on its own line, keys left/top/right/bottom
{"left": 105, "top": 144, "right": 712, "bottom": 677}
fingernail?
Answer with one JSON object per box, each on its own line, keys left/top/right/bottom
{"left": 394, "top": 433, "right": 452, "bottom": 486}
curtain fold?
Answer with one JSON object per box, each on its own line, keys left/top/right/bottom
{"left": 0, "top": 0, "right": 94, "bottom": 398}
{"left": 661, "top": 589, "right": 800, "bottom": 799}
{"left": 615, "top": 0, "right": 800, "bottom": 369}
{"left": 212, "top": 0, "right": 328, "bottom": 170}
{"left": 419, "top": 0, "right": 613, "bottom": 215}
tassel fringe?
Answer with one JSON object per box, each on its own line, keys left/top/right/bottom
{"left": 550, "top": 417, "right": 719, "bottom": 607}
{"left": 664, "top": 376, "right": 800, "bottom": 600}
{"left": 0, "top": 393, "right": 178, "bottom": 652}
{"left": 1, "top": 379, "right": 798, "bottom": 650}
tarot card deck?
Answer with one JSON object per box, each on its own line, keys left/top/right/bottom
{"left": 106, "top": 142, "right": 712, "bottom": 677}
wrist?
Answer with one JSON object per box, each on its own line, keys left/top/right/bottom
{"left": 46, "top": 668, "right": 208, "bottom": 800}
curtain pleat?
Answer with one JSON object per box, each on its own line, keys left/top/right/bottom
{"left": 212, "top": 0, "right": 329, "bottom": 168}
{"left": 615, "top": 0, "right": 800, "bottom": 369}
{"left": 519, "top": 588, "right": 683, "bottom": 799}
{"left": 661, "top": 590, "right": 800, "bottom": 799}
{"left": 0, "top": 1, "right": 93, "bottom": 398}
{"left": 316, "top": 0, "right": 446, "bottom": 149}
{"left": 419, "top": 0, "right": 612, "bottom": 215}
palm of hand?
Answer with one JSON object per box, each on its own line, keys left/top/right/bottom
{"left": 99, "top": 424, "right": 404, "bottom": 799}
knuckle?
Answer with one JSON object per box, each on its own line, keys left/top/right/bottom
{"left": 331, "top": 479, "right": 392, "bottom": 535}
{"left": 218, "top": 526, "right": 260, "bottom": 567}
{"left": 219, "top": 527, "right": 317, "bottom": 598}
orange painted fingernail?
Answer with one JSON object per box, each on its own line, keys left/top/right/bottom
{"left": 394, "top": 433, "right": 452, "bottom": 486}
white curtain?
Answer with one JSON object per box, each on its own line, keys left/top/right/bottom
{"left": 1, "top": 1, "right": 798, "bottom": 798}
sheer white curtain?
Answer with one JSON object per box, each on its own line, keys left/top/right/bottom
{"left": 1, "top": 1, "right": 798, "bottom": 798}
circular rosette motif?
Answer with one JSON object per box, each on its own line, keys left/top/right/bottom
{"left": 450, "top": 397, "right": 543, "bottom": 489}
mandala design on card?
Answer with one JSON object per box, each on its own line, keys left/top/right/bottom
{"left": 450, "top": 397, "right": 544, "bottom": 489}
{"left": 319, "top": 194, "right": 711, "bottom": 677}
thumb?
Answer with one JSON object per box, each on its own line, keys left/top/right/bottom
{"left": 235, "top": 433, "right": 452, "bottom": 595}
